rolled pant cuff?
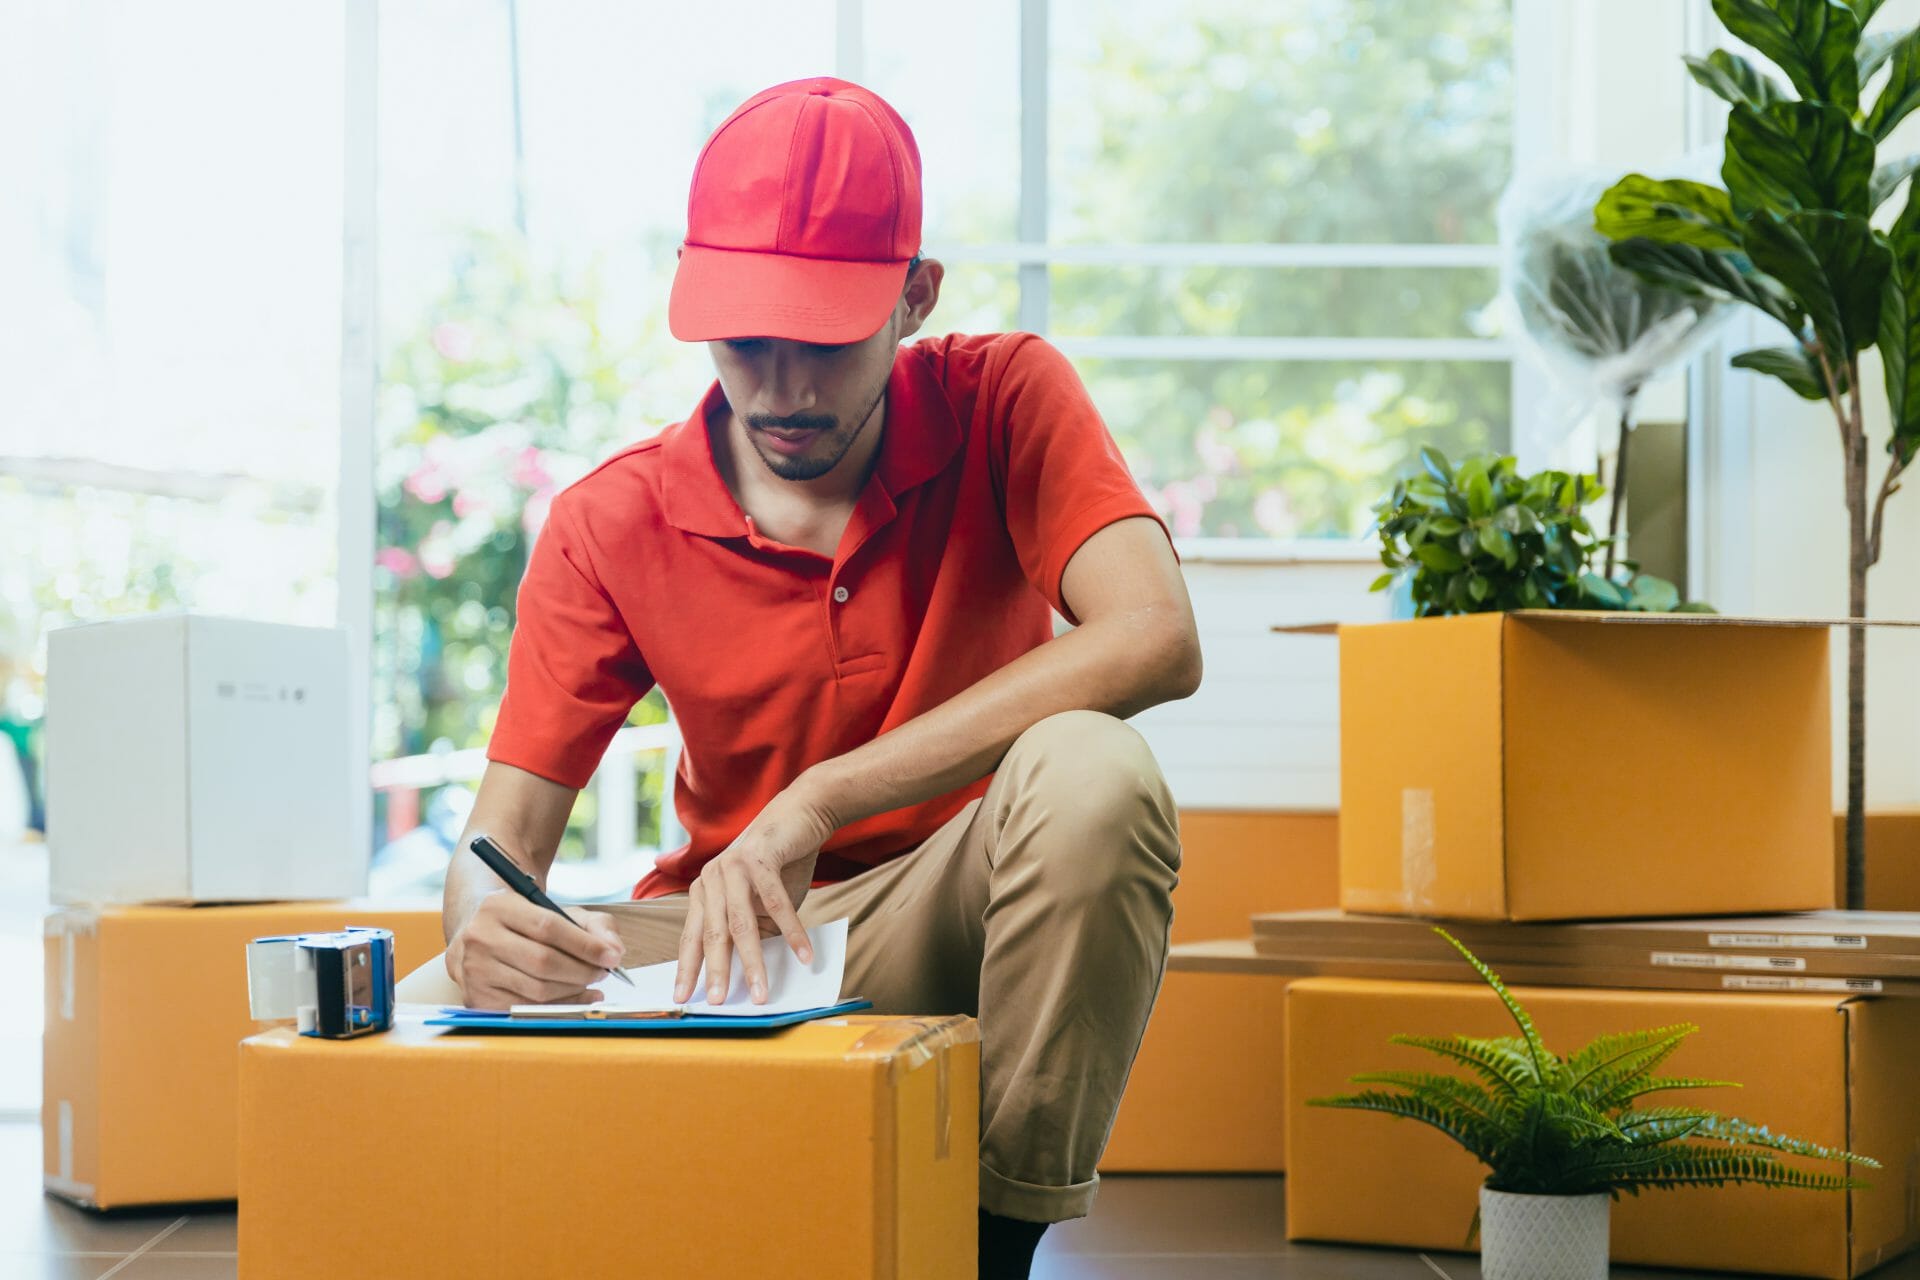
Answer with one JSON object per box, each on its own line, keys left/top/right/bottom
{"left": 979, "top": 1162, "right": 1098, "bottom": 1223}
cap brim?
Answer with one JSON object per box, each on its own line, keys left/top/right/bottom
{"left": 669, "top": 245, "right": 910, "bottom": 343}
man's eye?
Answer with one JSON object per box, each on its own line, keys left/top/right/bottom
{"left": 724, "top": 338, "right": 767, "bottom": 353}
{"left": 806, "top": 342, "right": 850, "bottom": 356}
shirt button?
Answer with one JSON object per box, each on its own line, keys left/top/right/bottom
{"left": 832, "top": 586, "right": 850, "bottom": 604}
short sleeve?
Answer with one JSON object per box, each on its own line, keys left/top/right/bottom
{"left": 990, "top": 334, "right": 1171, "bottom": 622}
{"left": 486, "top": 496, "right": 653, "bottom": 789}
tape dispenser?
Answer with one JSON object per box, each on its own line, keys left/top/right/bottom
{"left": 246, "top": 926, "right": 395, "bottom": 1039}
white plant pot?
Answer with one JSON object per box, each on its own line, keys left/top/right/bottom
{"left": 1478, "top": 1186, "right": 1610, "bottom": 1280}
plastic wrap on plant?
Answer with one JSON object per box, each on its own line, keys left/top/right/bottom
{"left": 1499, "top": 169, "right": 1730, "bottom": 448}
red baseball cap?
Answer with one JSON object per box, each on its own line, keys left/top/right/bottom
{"left": 669, "top": 77, "right": 923, "bottom": 345}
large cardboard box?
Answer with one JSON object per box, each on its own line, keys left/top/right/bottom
{"left": 1100, "top": 971, "right": 1289, "bottom": 1172}
{"left": 1286, "top": 977, "right": 1920, "bottom": 1278}
{"left": 1100, "top": 809, "right": 1335, "bottom": 1173}
{"left": 1338, "top": 613, "right": 1835, "bottom": 921}
{"left": 239, "top": 1013, "right": 979, "bottom": 1280}
{"left": 43, "top": 902, "right": 443, "bottom": 1208}
{"left": 47, "top": 613, "right": 362, "bottom": 905}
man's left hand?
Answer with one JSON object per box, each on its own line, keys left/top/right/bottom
{"left": 672, "top": 780, "right": 835, "bottom": 1005}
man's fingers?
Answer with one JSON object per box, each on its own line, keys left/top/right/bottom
{"left": 674, "top": 884, "right": 706, "bottom": 1004}
{"left": 518, "top": 902, "right": 623, "bottom": 971}
{"left": 700, "top": 866, "right": 733, "bottom": 1005}
{"left": 720, "top": 859, "right": 770, "bottom": 1004}
{"left": 487, "top": 927, "right": 608, "bottom": 990}
{"left": 751, "top": 862, "right": 811, "bottom": 968}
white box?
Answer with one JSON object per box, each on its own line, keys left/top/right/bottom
{"left": 46, "top": 614, "right": 364, "bottom": 904}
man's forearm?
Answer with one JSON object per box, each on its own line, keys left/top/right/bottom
{"left": 799, "top": 606, "right": 1199, "bottom": 833}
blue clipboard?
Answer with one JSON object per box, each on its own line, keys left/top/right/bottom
{"left": 423, "top": 997, "right": 873, "bottom": 1033}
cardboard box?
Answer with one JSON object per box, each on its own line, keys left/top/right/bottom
{"left": 43, "top": 901, "right": 443, "bottom": 1208}
{"left": 47, "top": 613, "right": 362, "bottom": 904}
{"left": 1836, "top": 811, "right": 1920, "bottom": 909}
{"left": 1166, "top": 810, "right": 1337, "bottom": 945}
{"left": 1100, "top": 810, "right": 1333, "bottom": 1173}
{"left": 1285, "top": 977, "right": 1920, "bottom": 1278}
{"left": 1100, "top": 970, "right": 1289, "bottom": 1172}
{"left": 1338, "top": 612, "right": 1835, "bottom": 921}
{"left": 238, "top": 1014, "right": 979, "bottom": 1279}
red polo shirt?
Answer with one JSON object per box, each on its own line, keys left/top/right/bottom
{"left": 486, "top": 331, "right": 1166, "bottom": 899}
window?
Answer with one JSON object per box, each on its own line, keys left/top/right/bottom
{"left": 0, "top": 0, "right": 345, "bottom": 1112}
{"left": 365, "top": 0, "right": 1523, "bottom": 887}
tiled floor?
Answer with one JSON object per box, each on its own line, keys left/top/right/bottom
{"left": 6, "top": 1121, "right": 1920, "bottom": 1278}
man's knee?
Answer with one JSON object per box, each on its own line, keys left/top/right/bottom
{"left": 1000, "top": 711, "right": 1181, "bottom": 879}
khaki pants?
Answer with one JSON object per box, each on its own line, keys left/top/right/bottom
{"left": 398, "top": 710, "right": 1181, "bottom": 1222}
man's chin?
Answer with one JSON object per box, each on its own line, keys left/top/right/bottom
{"left": 749, "top": 433, "right": 853, "bottom": 481}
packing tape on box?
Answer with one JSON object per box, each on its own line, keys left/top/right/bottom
{"left": 246, "top": 927, "right": 395, "bottom": 1039}
{"left": 837, "top": 1014, "right": 979, "bottom": 1162}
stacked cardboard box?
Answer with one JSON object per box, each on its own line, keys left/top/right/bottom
{"left": 44, "top": 902, "right": 443, "bottom": 1208}
{"left": 39, "top": 615, "right": 424, "bottom": 1208}
{"left": 1181, "top": 613, "right": 1920, "bottom": 1277}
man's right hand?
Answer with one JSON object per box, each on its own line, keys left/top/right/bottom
{"left": 445, "top": 890, "right": 627, "bottom": 1010}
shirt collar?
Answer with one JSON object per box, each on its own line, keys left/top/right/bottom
{"left": 659, "top": 345, "right": 963, "bottom": 538}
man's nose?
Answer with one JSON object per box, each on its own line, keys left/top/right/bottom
{"left": 760, "top": 344, "right": 817, "bottom": 417}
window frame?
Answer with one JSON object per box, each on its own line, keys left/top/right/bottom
{"left": 338, "top": 0, "right": 1561, "bottom": 850}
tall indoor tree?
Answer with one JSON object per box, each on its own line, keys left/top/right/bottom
{"left": 1595, "top": 0, "right": 1919, "bottom": 908}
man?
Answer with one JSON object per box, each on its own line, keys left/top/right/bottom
{"left": 412, "top": 76, "right": 1200, "bottom": 1279}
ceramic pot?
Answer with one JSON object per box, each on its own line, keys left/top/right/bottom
{"left": 1478, "top": 1185, "right": 1609, "bottom": 1280}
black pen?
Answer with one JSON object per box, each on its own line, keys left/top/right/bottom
{"left": 468, "top": 835, "right": 635, "bottom": 988}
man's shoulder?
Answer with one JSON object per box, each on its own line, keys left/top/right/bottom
{"left": 906, "top": 330, "right": 1057, "bottom": 392}
{"left": 545, "top": 431, "right": 675, "bottom": 545}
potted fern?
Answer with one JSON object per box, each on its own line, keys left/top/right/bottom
{"left": 1310, "top": 930, "right": 1876, "bottom": 1280}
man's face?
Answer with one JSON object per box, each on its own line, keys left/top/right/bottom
{"left": 708, "top": 321, "right": 898, "bottom": 482}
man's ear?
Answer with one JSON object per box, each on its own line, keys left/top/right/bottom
{"left": 894, "top": 258, "right": 944, "bottom": 343}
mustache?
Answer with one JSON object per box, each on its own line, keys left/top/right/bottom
{"left": 746, "top": 413, "right": 836, "bottom": 432}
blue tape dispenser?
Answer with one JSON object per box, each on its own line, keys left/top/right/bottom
{"left": 246, "top": 926, "right": 395, "bottom": 1039}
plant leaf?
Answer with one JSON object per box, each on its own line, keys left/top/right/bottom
{"left": 1431, "top": 929, "right": 1552, "bottom": 1084}
{"left": 1307, "top": 1090, "right": 1504, "bottom": 1165}
{"left": 1724, "top": 101, "right": 1875, "bottom": 217}
{"left": 1685, "top": 49, "right": 1787, "bottom": 110}
{"left": 1871, "top": 153, "right": 1920, "bottom": 210}
{"left": 1594, "top": 175, "right": 1742, "bottom": 250}
{"left": 1743, "top": 209, "right": 1892, "bottom": 359}
{"left": 1867, "top": 26, "right": 1920, "bottom": 140}
{"left": 1860, "top": 28, "right": 1903, "bottom": 81}
{"left": 1848, "top": 0, "right": 1889, "bottom": 29}
{"left": 1731, "top": 344, "right": 1836, "bottom": 399}
{"left": 1713, "top": 0, "right": 1862, "bottom": 110}
{"left": 1606, "top": 238, "right": 1807, "bottom": 338}
{"left": 1879, "top": 231, "right": 1920, "bottom": 444}
{"left": 1690, "top": 1115, "right": 1882, "bottom": 1166}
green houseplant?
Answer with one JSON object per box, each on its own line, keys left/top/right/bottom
{"left": 1594, "top": 0, "right": 1920, "bottom": 908}
{"left": 1310, "top": 929, "right": 1876, "bottom": 1279}
{"left": 1370, "top": 447, "right": 1700, "bottom": 615}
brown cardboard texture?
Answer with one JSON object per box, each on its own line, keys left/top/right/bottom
{"left": 42, "top": 901, "right": 443, "bottom": 1208}
{"left": 1339, "top": 612, "right": 1835, "bottom": 920}
{"left": 1102, "top": 969, "right": 1289, "bottom": 1172}
{"left": 1285, "top": 977, "right": 1920, "bottom": 1278}
{"left": 239, "top": 1014, "right": 979, "bottom": 1279}
{"left": 1835, "top": 811, "right": 1920, "bottom": 909}
{"left": 1170, "top": 810, "right": 1337, "bottom": 945}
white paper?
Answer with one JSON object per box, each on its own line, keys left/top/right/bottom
{"left": 511, "top": 917, "right": 848, "bottom": 1018}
